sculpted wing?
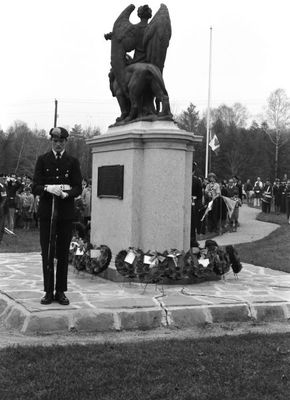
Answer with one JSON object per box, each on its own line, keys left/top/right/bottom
{"left": 113, "top": 4, "right": 136, "bottom": 51}
{"left": 143, "top": 4, "right": 171, "bottom": 73}
{"left": 111, "top": 4, "right": 137, "bottom": 97}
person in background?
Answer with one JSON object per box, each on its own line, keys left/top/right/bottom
{"left": 32, "top": 127, "right": 82, "bottom": 306}
{"left": 0, "top": 174, "right": 8, "bottom": 244}
{"left": 233, "top": 176, "right": 243, "bottom": 201}
{"left": 231, "top": 190, "right": 242, "bottom": 232}
{"left": 220, "top": 179, "right": 228, "bottom": 196}
{"left": 261, "top": 178, "right": 272, "bottom": 213}
{"left": 33, "top": 194, "right": 40, "bottom": 228}
{"left": 204, "top": 172, "right": 221, "bottom": 233}
{"left": 190, "top": 162, "right": 203, "bottom": 245}
{"left": 226, "top": 178, "right": 240, "bottom": 231}
{"left": 6, "top": 174, "right": 22, "bottom": 233}
{"left": 14, "top": 183, "right": 24, "bottom": 229}
{"left": 81, "top": 178, "right": 92, "bottom": 227}
{"left": 272, "top": 178, "right": 281, "bottom": 214}
{"left": 285, "top": 179, "right": 290, "bottom": 224}
{"left": 20, "top": 186, "right": 34, "bottom": 230}
{"left": 253, "top": 177, "right": 263, "bottom": 207}
{"left": 279, "top": 177, "right": 287, "bottom": 213}
{"left": 205, "top": 172, "right": 221, "bottom": 201}
{"left": 244, "top": 179, "right": 253, "bottom": 205}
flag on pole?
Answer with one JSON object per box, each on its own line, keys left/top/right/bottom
{"left": 201, "top": 199, "right": 214, "bottom": 221}
{"left": 209, "top": 133, "right": 220, "bottom": 154}
{"left": 222, "top": 196, "right": 237, "bottom": 219}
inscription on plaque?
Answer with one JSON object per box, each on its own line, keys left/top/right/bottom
{"left": 97, "top": 165, "right": 124, "bottom": 199}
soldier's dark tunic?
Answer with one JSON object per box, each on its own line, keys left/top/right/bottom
{"left": 190, "top": 175, "right": 203, "bottom": 245}
{"left": 32, "top": 150, "right": 82, "bottom": 293}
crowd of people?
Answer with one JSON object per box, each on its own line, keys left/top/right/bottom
{"left": 190, "top": 166, "right": 290, "bottom": 245}
{"left": 0, "top": 173, "right": 91, "bottom": 244}
{"left": 246, "top": 174, "right": 290, "bottom": 220}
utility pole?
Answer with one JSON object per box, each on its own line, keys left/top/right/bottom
{"left": 205, "top": 27, "right": 213, "bottom": 178}
{"left": 54, "top": 99, "right": 58, "bottom": 127}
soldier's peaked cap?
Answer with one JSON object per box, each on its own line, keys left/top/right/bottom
{"left": 49, "top": 127, "right": 69, "bottom": 139}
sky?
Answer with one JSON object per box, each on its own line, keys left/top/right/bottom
{"left": 1, "top": 0, "right": 290, "bottom": 133}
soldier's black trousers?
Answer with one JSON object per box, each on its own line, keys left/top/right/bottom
{"left": 40, "top": 218, "right": 73, "bottom": 293}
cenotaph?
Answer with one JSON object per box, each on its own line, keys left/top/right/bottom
{"left": 87, "top": 4, "right": 201, "bottom": 272}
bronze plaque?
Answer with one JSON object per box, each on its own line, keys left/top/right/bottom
{"left": 97, "top": 165, "right": 124, "bottom": 199}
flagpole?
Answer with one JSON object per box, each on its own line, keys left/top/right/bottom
{"left": 205, "top": 26, "right": 213, "bottom": 178}
{"left": 208, "top": 129, "right": 212, "bottom": 172}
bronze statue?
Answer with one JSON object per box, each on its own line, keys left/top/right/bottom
{"left": 105, "top": 4, "right": 173, "bottom": 126}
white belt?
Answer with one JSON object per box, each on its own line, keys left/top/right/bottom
{"left": 51, "top": 184, "right": 71, "bottom": 190}
{"left": 59, "top": 184, "right": 71, "bottom": 190}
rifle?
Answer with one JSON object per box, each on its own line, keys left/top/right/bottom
{"left": 47, "top": 195, "right": 58, "bottom": 284}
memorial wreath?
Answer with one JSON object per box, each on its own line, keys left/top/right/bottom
{"left": 115, "top": 240, "right": 242, "bottom": 283}
{"left": 69, "top": 237, "right": 112, "bottom": 275}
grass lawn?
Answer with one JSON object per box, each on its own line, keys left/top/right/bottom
{"left": 0, "top": 227, "right": 41, "bottom": 253}
{"left": 1, "top": 333, "right": 290, "bottom": 400}
{"left": 236, "top": 212, "right": 290, "bottom": 273}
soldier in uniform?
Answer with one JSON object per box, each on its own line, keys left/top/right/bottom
{"left": 32, "top": 127, "right": 82, "bottom": 305}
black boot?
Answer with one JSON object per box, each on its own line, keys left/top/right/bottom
{"left": 40, "top": 292, "right": 53, "bottom": 305}
{"left": 54, "top": 292, "right": 70, "bottom": 305}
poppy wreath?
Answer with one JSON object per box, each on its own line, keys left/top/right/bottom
{"left": 69, "top": 238, "right": 111, "bottom": 275}
{"left": 162, "top": 249, "right": 185, "bottom": 280}
{"left": 89, "top": 245, "right": 112, "bottom": 275}
{"left": 115, "top": 247, "right": 144, "bottom": 279}
{"left": 142, "top": 251, "right": 169, "bottom": 283}
{"left": 69, "top": 238, "right": 92, "bottom": 271}
{"left": 115, "top": 243, "right": 242, "bottom": 282}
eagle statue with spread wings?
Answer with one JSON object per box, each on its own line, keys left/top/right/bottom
{"left": 105, "top": 4, "right": 173, "bottom": 126}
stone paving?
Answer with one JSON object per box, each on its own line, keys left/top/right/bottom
{"left": 1, "top": 205, "right": 289, "bottom": 334}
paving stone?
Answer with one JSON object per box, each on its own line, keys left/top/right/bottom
{"left": 210, "top": 305, "right": 250, "bottom": 323}
{"left": 254, "top": 304, "right": 286, "bottom": 321}
{"left": 0, "top": 305, "right": 13, "bottom": 320}
{"left": 0, "top": 297, "right": 9, "bottom": 314}
{"left": 284, "top": 303, "right": 290, "bottom": 317}
{"left": 5, "top": 290, "right": 41, "bottom": 300}
{"left": 89, "top": 297, "right": 157, "bottom": 309}
{"left": 72, "top": 310, "right": 115, "bottom": 332}
{"left": 119, "top": 309, "right": 163, "bottom": 330}
{"left": 170, "top": 307, "right": 209, "bottom": 327}
{"left": 252, "top": 291, "right": 272, "bottom": 295}
{"left": 25, "top": 313, "right": 69, "bottom": 333}
{"left": 163, "top": 294, "right": 212, "bottom": 307}
{"left": 244, "top": 296, "right": 289, "bottom": 303}
{"left": 272, "top": 286, "right": 290, "bottom": 292}
{"left": 4, "top": 308, "right": 26, "bottom": 330}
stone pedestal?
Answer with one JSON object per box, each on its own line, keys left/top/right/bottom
{"left": 87, "top": 121, "right": 201, "bottom": 257}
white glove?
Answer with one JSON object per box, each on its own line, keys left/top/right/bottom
{"left": 45, "top": 185, "right": 62, "bottom": 197}
{"left": 60, "top": 191, "right": 69, "bottom": 199}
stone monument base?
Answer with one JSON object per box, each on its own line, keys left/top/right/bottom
{"left": 87, "top": 121, "right": 201, "bottom": 280}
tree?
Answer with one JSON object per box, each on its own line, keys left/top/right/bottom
{"left": 210, "top": 103, "right": 249, "bottom": 128}
{"left": 175, "top": 103, "right": 207, "bottom": 175}
{"left": 0, "top": 129, "right": 6, "bottom": 172}
{"left": 175, "top": 103, "right": 199, "bottom": 133}
{"left": 232, "top": 103, "right": 249, "bottom": 127}
{"left": 265, "top": 88, "right": 290, "bottom": 178}
{"left": 70, "top": 124, "right": 83, "bottom": 137}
